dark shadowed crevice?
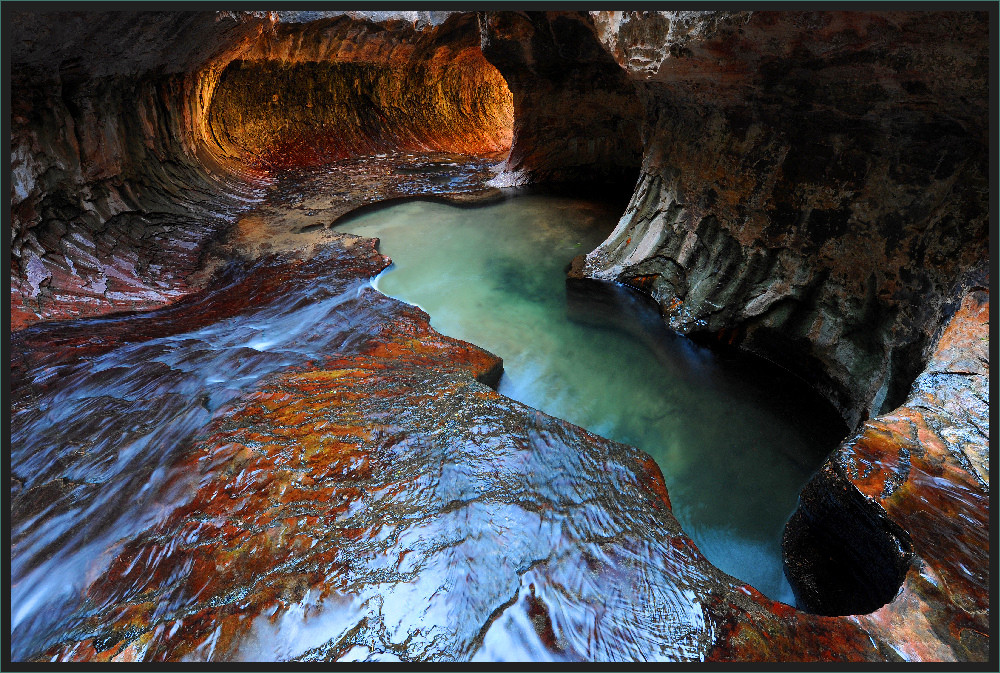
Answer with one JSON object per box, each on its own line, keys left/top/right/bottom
{"left": 782, "top": 462, "right": 913, "bottom": 616}
{"left": 478, "top": 10, "right": 643, "bottom": 192}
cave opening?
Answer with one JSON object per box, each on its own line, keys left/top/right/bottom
{"left": 9, "top": 7, "right": 988, "bottom": 664}
{"left": 206, "top": 14, "right": 514, "bottom": 170}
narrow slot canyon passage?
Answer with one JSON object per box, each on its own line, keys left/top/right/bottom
{"left": 8, "top": 8, "right": 990, "bottom": 665}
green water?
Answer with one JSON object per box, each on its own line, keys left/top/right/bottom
{"left": 337, "top": 195, "right": 841, "bottom": 604}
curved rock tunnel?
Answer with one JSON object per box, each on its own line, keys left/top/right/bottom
{"left": 208, "top": 14, "right": 515, "bottom": 168}
{"left": 7, "top": 8, "right": 991, "bottom": 663}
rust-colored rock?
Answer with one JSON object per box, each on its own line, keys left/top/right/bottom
{"left": 784, "top": 286, "right": 990, "bottom": 661}
{"left": 9, "top": 11, "right": 511, "bottom": 331}
{"left": 8, "top": 154, "right": 501, "bottom": 662}
{"left": 9, "top": 11, "right": 273, "bottom": 330}
{"left": 15, "top": 163, "right": 990, "bottom": 662}
{"left": 479, "top": 11, "right": 643, "bottom": 189}
{"left": 209, "top": 13, "right": 512, "bottom": 168}
{"left": 8, "top": 8, "right": 991, "bottom": 665}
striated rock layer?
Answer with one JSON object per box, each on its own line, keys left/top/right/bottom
{"left": 8, "top": 7, "right": 991, "bottom": 665}
{"left": 582, "top": 10, "right": 989, "bottom": 428}
{"left": 9, "top": 11, "right": 272, "bottom": 329}
{"left": 9, "top": 10, "right": 512, "bottom": 330}
{"left": 577, "top": 8, "right": 992, "bottom": 661}
{"left": 209, "top": 13, "right": 512, "bottom": 168}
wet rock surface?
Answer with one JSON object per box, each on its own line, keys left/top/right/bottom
{"left": 9, "top": 10, "right": 511, "bottom": 331}
{"left": 789, "top": 285, "right": 990, "bottom": 661}
{"left": 10, "top": 153, "right": 499, "bottom": 384}
{"left": 216, "top": 152, "right": 504, "bottom": 262}
{"left": 7, "top": 168, "right": 879, "bottom": 663}
{"left": 8, "top": 8, "right": 991, "bottom": 664}
{"left": 9, "top": 155, "right": 497, "bottom": 660}
{"left": 31, "top": 292, "right": 713, "bottom": 661}
{"left": 13, "top": 161, "right": 989, "bottom": 663}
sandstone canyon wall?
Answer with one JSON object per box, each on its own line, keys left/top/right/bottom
{"left": 7, "top": 7, "right": 992, "bottom": 664}
{"left": 209, "top": 13, "right": 512, "bottom": 168}
{"left": 580, "top": 11, "right": 989, "bottom": 429}
{"left": 479, "top": 11, "right": 643, "bottom": 189}
{"left": 9, "top": 11, "right": 271, "bottom": 329}
{"left": 9, "top": 10, "right": 514, "bottom": 329}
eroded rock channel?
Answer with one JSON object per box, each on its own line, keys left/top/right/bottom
{"left": 334, "top": 194, "right": 845, "bottom": 604}
{"left": 8, "top": 8, "right": 991, "bottom": 664}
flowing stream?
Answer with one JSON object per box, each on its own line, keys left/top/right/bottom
{"left": 10, "top": 187, "right": 844, "bottom": 659}
{"left": 336, "top": 195, "right": 845, "bottom": 604}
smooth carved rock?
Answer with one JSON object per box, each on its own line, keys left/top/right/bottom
{"left": 8, "top": 8, "right": 990, "bottom": 664}
{"left": 785, "top": 286, "right": 989, "bottom": 661}
{"left": 8, "top": 155, "right": 501, "bottom": 661}
{"left": 210, "top": 13, "right": 512, "bottom": 168}
{"left": 581, "top": 10, "right": 989, "bottom": 428}
{"left": 9, "top": 11, "right": 512, "bottom": 330}
{"left": 27, "top": 228, "right": 989, "bottom": 663}
{"left": 479, "top": 10, "right": 643, "bottom": 189}
{"left": 8, "top": 11, "right": 285, "bottom": 330}
{"left": 14, "top": 231, "right": 880, "bottom": 663}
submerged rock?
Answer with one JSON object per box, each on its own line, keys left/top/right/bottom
{"left": 8, "top": 8, "right": 990, "bottom": 664}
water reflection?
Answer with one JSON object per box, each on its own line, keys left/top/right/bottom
{"left": 337, "top": 196, "right": 844, "bottom": 603}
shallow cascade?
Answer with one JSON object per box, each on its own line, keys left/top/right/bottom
{"left": 9, "top": 7, "right": 990, "bottom": 664}
{"left": 334, "top": 195, "right": 846, "bottom": 603}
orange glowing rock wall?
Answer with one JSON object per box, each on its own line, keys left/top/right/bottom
{"left": 9, "top": 11, "right": 513, "bottom": 330}
{"left": 208, "top": 14, "right": 513, "bottom": 168}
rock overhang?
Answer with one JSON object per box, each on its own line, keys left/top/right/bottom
{"left": 6, "top": 6, "right": 992, "bottom": 663}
